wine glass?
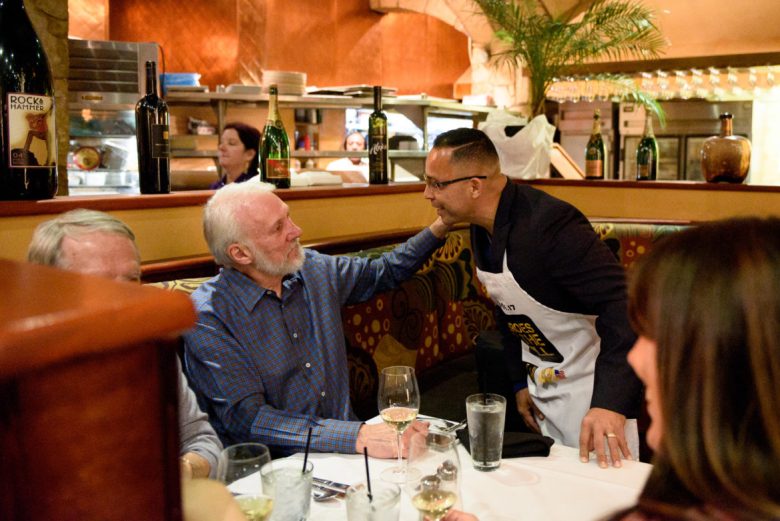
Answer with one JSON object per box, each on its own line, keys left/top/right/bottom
{"left": 217, "top": 443, "right": 274, "bottom": 521}
{"left": 377, "top": 365, "right": 420, "bottom": 483}
{"left": 406, "top": 432, "right": 461, "bottom": 521}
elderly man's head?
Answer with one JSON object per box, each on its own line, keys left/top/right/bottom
{"left": 27, "top": 209, "right": 142, "bottom": 283}
{"left": 203, "top": 182, "right": 304, "bottom": 276}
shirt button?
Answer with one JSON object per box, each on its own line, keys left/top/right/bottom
{"left": 305, "top": 362, "right": 311, "bottom": 368}
{"left": 321, "top": 391, "right": 326, "bottom": 397}
{"left": 293, "top": 332, "right": 298, "bottom": 339}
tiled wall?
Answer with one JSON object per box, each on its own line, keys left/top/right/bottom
{"left": 104, "top": 0, "right": 470, "bottom": 98}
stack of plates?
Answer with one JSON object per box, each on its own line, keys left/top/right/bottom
{"left": 262, "top": 70, "right": 307, "bottom": 96}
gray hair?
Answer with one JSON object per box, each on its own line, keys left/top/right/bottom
{"left": 203, "top": 181, "right": 276, "bottom": 267}
{"left": 27, "top": 209, "right": 139, "bottom": 267}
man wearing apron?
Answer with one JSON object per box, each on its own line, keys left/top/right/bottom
{"left": 422, "top": 128, "right": 642, "bottom": 468}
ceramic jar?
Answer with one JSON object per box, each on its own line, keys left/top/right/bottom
{"left": 700, "top": 113, "right": 751, "bottom": 183}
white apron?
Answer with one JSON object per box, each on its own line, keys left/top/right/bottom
{"left": 477, "top": 254, "right": 638, "bottom": 456}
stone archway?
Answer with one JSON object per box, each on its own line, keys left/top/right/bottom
{"left": 369, "top": 0, "right": 592, "bottom": 110}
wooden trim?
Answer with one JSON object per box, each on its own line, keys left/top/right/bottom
{"left": 0, "top": 183, "right": 426, "bottom": 218}
{"left": 514, "top": 178, "right": 780, "bottom": 193}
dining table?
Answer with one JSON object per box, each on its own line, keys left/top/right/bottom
{"left": 305, "top": 417, "right": 653, "bottom": 521}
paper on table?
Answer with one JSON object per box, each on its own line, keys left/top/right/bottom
{"left": 291, "top": 171, "right": 343, "bottom": 187}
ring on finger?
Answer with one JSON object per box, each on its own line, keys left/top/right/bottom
{"left": 605, "top": 432, "right": 618, "bottom": 438}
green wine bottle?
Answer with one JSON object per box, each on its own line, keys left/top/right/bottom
{"left": 260, "top": 84, "right": 290, "bottom": 189}
{"left": 0, "top": 0, "right": 58, "bottom": 200}
{"left": 368, "top": 85, "right": 388, "bottom": 184}
{"left": 585, "top": 110, "right": 606, "bottom": 180}
{"left": 636, "top": 114, "right": 658, "bottom": 181}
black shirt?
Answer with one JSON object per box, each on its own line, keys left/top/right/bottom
{"left": 471, "top": 181, "right": 641, "bottom": 417}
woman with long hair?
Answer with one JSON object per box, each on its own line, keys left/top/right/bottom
{"left": 614, "top": 217, "right": 780, "bottom": 520}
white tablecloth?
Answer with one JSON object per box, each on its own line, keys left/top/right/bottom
{"left": 309, "top": 440, "right": 651, "bottom": 521}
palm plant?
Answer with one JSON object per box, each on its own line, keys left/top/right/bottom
{"left": 474, "top": 0, "right": 666, "bottom": 120}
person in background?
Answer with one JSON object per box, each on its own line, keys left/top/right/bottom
{"left": 423, "top": 128, "right": 641, "bottom": 468}
{"left": 609, "top": 217, "right": 780, "bottom": 520}
{"left": 183, "top": 181, "right": 450, "bottom": 457}
{"left": 27, "top": 209, "right": 223, "bottom": 479}
{"left": 326, "top": 130, "right": 369, "bottom": 181}
{"left": 210, "top": 122, "right": 261, "bottom": 189}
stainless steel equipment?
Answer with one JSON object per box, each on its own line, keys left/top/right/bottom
{"left": 67, "top": 39, "right": 159, "bottom": 194}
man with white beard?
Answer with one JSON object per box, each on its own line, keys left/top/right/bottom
{"left": 183, "top": 182, "right": 450, "bottom": 456}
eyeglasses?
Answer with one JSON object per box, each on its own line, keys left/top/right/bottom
{"left": 423, "top": 175, "right": 487, "bottom": 191}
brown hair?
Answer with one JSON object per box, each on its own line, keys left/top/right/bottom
{"left": 627, "top": 217, "right": 780, "bottom": 519}
{"left": 224, "top": 122, "right": 261, "bottom": 177}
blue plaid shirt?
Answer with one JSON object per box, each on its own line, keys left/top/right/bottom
{"left": 183, "top": 228, "right": 442, "bottom": 455}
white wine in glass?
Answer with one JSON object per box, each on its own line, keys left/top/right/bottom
{"left": 377, "top": 365, "right": 420, "bottom": 483}
{"left": 407, "top": 432, "right": 461, "bottom": 521}
{"left": 217, "top": 443, "right": 274, "bottom": 521}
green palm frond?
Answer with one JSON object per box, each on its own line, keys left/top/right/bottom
{"left": 474, "top": 0, "right": 666, "bottom": 117}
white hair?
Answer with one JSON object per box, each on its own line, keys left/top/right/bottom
{"left": 28, "top": 209, "right": 139, "bottom": 267}
{"left": 203, "top": 181, "right": 276, "bottom": 267}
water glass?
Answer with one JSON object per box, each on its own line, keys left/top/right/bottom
{"left": 346, "top": 482, "right": 401, "bottom": 521}
{"left": 261, "top": 458, "right": 313, "bottom": 521}
{"left": 465, "top": 393, "right": 507, "bottom": 471}
{"left": 217, "top": 443, "right": 274, "bottom": 521}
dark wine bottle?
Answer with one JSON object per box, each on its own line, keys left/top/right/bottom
{"left": 0, "top": 0, "right": 58, "bottom": 200}
{"left": 368, "top": 85, "right": 388, "bottom": 184}
{"left": 135, "top": 60, "right": 171, "bottom": 194}
{"left": 635, "top": 114, "right": 658, "bottom": 181}
{"left": 584, "top": 109, "right": 606, "bottom": 180}
{"left": 260, "top": 84, "right": 290, "bottom": 189}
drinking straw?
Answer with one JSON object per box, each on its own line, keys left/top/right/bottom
{"left": 363, "top": 447, "right": 373, "bottom": 502}
{"left": 302, "top": 427, "right": 313, "bottom": 474}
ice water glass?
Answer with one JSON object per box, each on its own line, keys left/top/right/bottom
{"left": 346, "top": 482, "right": 401, "bottom": 521}
{"left": 261, "top": 458, "right": 313, "bottom": 521}
{"left": 466, "top": 393, "right": 507, "bottom": 471}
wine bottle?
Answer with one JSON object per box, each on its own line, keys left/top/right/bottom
{"left": 368, "top": 85, "right": 388, "bottom": 184}
{"left": 635, "top": 114, "right": 658, "bottom": 181}
{"left": 0, "top": 0, "right": 58, "bottom": 200}
{"left": 135, "top": 60, "right": 171, "bottom": 194}
{"left": 584, "top": 110, "right": 607, "bottom": 180}
{"left": 260, "top": 84, "right": 290, "bottom": 189}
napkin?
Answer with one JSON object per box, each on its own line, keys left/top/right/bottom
{"left": 457, "top": 429, "right": 554, "bottom": 458}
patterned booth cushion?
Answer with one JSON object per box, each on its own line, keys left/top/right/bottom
{"left": 591, "top": 222, "right": 689, "bottom": 270}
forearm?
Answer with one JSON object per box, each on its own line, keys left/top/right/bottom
{"left": 237, "top": 400, "right": 362, "bottom": 455}
{"left": 178, "top": 367, "right": 223, "bottom": 478}
{"left": 591, "top": 310, "right": 642, "bottom": 417}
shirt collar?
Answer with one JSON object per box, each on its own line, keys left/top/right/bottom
{"left": 221, "top": 266, "right": 304, "bottom": 312}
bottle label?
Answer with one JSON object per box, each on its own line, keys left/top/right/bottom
{"left": 637, "top": 160, "right": 653, "bottom": 179}
{"left": 585, "top": 159, "right": 603, "bottom": 178}
{"left": 152, "top": 124, "right": 171, "bottom": 158}
{"left": 368, "top": 127, "right": 388, "bottom": 182}
{"left": 265, "top": 158, "right": 290, "bottom": 179}
{"left": 6, "top": 93, "right": 56, "bottom": 169}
